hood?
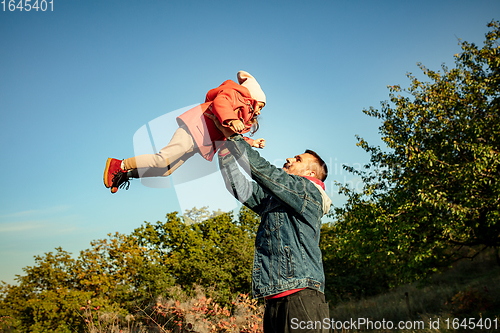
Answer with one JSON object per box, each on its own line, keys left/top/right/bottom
{"left": 205, "top": 79, "right": 253, "bottom": 102}
{"left": 237, "top": 71, "right": 266, "bottom": 104}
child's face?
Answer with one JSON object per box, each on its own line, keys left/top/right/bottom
{"left": 255, "top": 102, "right": 265, "bottom": 115}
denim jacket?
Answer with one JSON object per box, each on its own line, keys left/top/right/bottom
{"left": 219, "top": 135, "right": 332, "bottom": 299}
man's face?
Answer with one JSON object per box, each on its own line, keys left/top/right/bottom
{"left": 283, "top": 153, "right": 316, "bottom": 177}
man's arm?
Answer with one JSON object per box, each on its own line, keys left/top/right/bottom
{"left": 218, "top": 151, "right": 269, "bottom": 214}
{"left": 224, "top": 135, "right": 323, "bottom": 217}
{"left": 205, "top": 112, "right": 322, "bottom": 216}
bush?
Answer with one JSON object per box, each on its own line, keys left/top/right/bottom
{"left": 79, "top": 286, "right": 263, "bottom": 333}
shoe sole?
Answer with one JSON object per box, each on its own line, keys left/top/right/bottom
{"left": 103, "top": 158, "right": 114, "bottom": 188}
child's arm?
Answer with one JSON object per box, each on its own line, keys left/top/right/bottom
{"left": 211, "top": 90, "right": 256, "bottom": 134}
{"left": 241, "top": 137, "right": 265, "bottom": 149}
{"left": 251, "top": 138, "right": 265, "bottom": 148}
{"left": 211, "top": 90, "right": 240, "bottom": 128}
{"left": 228, "top": 119, "right": 245, "bottom": 132}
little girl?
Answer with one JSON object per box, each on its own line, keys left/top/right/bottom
{"left": 103, "top": 70, "right": 266, "bottom": 193}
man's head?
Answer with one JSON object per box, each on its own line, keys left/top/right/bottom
{"left": 282, "top": 150, "right": 328, "bottom": 182}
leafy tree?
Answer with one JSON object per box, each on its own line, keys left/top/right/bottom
{"left": 131, "top": 206, "right": 260, "bottom": 302}
{"left": 183, "top": 205, "right": 225, "bottom": 224}
{"left": 0, "top": 248, "right": 91, "bottom": 332}
{"left": 328, "top": 20, "right": 500, "bottom": 287}
{"left": 1, "top": 207, "right": 260, "bottom": 331}
{"left": 75, "top": 232, "right": 163, "bottom": 301}
{"left": 0, "top": 239, "right": 151, "bottom": 332}
{"left": 320, "top": 221, "right": 392, "bottom": 302}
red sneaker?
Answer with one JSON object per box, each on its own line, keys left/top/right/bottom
{"left": 110, "top": 170, "right": 130, "bottom": 193}
{"left": 103, "top": 158, "right": 124, "bottom": 188}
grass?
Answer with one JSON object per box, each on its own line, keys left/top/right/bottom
{"left": 78, "top": 251, "right": 499, "bottom": 332}
{"left": 328, "top": 250, "right": 500, "bottom": 332}
{"left": 80, "top": 285, "right": 264, "bottom": 333}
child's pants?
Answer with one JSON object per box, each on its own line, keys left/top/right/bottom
{"left": 122, "top": 127, "right": 197, "bottom": 177}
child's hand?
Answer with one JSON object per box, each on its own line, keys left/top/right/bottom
{"left": 252, "top": 138, "right": 266, "bottom": 149}
{"left": 229, "top": 119, "right": 245, "bottom": 132}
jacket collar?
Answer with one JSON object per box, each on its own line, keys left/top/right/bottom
{"left": 302, "top": 176, "right": 325, "bottom": 190}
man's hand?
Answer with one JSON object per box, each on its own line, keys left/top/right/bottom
{"left": 204, "top": 112, "right": 235, "bottom": 138}
{"left": 251, "top": 138, "right": 266, "bottom": 149}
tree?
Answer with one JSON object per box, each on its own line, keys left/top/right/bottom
{"left": 0, "top": 248, "right": 95, "bottom": 332}
{"left": 75, "top": 232, "right": 166, "bottom": 303}
{"left": 182, "top": 206, "right": 225, "bottom": 224}
{"left": 329, "top": 21, "right": 500, "bottom": 286}
{"left": 0, "top": 208, "right": 260, "bottom": 333}
{"left": 131, "top": 206, "right": 260, "bottom": 302}
{"left": 0, "top": 206, "right": 261, "bottom": 331}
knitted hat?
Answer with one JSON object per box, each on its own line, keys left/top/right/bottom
{"left": 237, "top": 71, "right": 266, "bottom": 104}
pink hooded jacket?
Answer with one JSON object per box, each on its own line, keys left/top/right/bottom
{"left": 177, "top": 76, "right": 264, "bottom": 161}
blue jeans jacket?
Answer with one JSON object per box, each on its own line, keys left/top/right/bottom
{"left": 219, "top": 135, "right": 331, "bottom": 299}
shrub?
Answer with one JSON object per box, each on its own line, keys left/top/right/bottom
{"left": 79, "top": 286, "right": 264, "bottom": 333}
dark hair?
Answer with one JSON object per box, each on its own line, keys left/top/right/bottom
{"left": 305, "top": 149, "right": 328, "bottom": 181}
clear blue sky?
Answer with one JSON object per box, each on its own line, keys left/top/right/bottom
{"left": 1, "top": 0, "right": 498, "bottom": 284}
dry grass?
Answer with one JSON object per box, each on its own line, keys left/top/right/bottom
{"left": 81, "top": 285, "right": 263, "bottom": 333}
{"left": 329, "top": 252, "right": 500, "bottom": 332}
{"left": 80, "top": 252, "right": 500, "bottom": 332}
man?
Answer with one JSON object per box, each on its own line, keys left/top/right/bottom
{"left": 205, "top": 113, "right": 332, "bottom": 333}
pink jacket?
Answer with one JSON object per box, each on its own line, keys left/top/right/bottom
{"left": 177, "top": 80, "right": 258, "bottom": 161}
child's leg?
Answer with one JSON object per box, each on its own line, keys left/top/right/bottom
{"left": 130, "top": 149, "right": 197, "bottom": 178}
{"left": 122, "top": 127, "right": 195, "bottom": 172}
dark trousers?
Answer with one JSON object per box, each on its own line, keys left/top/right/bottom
{"left": 263, "top": 288, "right": 330, "bottom": 333}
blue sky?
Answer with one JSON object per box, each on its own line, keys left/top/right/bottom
{"left": 1, "top": 0, "right": 498, "bottom": 284}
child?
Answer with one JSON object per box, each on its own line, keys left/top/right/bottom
{"left": 103, "top": 70, "right": 266, "bottom": 193}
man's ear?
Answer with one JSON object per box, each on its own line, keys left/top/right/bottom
{"left": 307, "top": 170, "right": 317, "bottom": 178}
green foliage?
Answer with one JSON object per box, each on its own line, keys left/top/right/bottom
{"left": 0, "top": 206, "right": 260, "bottom": 332}
{"left": 75, "top": 232, "right": 162, "bottom": 302}
{"left": 320, "top": 221, "right": 392, "bottom": 302}
{"left": 182, "top": 206, "right": 225, "bottom": 225}
{"left": 20, "top": 289, "right": 93, "bottom": 333}
{"left": 327, "top": 20, "right": 500, "bottom": 291}
{"left": 0, "top": 240, "right": 151, "bottom": 332}
{"left": 131, "top": 206, "right": 259, "bottom": 302}
{"left": 0, "top": 248, "right": 89, "bottom": 332}
{"left": 328, "top": 253, "right": 500, "bottom": 328}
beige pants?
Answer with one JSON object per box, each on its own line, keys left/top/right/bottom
{"left": 122, "top": 127, "right": 196, "bottom": 177}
